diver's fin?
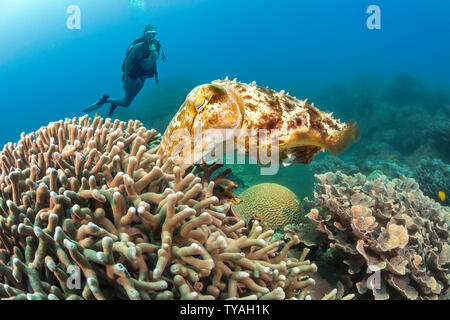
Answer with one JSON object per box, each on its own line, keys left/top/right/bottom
{"left": 108, "top": 104, "right": 118, "bottom": 116}
{"left": 83, "top": 94, "right": 110, "bottom": 113}
{"left": 83, "top": 104, "right": 102, "bottom": 113}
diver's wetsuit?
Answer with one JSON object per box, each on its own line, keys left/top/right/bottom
{"left": 106, "top": 40, "right": 161, "bottom": 115}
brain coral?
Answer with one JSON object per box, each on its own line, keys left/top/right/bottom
{"left": 233, "top": 183, "right": 305, "bottom": 230}
{"left": 0, "top": 115, "right": 337, "bottom": 300}
{"left": 305, "top": 171, "right": 450, "bottom": 300}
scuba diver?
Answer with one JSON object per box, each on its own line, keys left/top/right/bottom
{"left": 84, "top": 24, "right": 166, "bottom": 116}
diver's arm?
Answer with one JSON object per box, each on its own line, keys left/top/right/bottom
{"left": 154, "top": 63, "right": 159, "bottom": 84}
{"left": 161, "top": 46, "right": 166, "bottom": 62}
{"left": 156, "top": 41, "right": 166, "bottom": 62}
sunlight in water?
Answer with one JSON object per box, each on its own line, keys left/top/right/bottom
{"left": 128, "top": 0, "right": 206, "bottom": 10}
{"left": 128, "top": 0, "right": 146, "bottom": 10}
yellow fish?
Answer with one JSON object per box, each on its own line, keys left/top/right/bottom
{"left": 158, "top": 78, "right": 359, "bottom": 166}
{"left": 438, "top": 191, "right": 446, "bottom": 202}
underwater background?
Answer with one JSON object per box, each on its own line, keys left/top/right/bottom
{"left": 0, "top": 0, "right": 449, "bottom": 301}
{"left": 1, "top": 0, "right": 449, "bottom": 203}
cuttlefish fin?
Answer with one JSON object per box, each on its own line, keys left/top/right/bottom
{"left": 287, "top": 120, "right": 359, "bottom": 156}
{"left": 325, "top": 120, "right": 360, "bottom": 156}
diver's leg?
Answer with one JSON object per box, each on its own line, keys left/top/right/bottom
{"left": 107, "top": 78, "right": 144, "bottom": 107}
{"left": 107, "top": 78, "right": 145, "bottom": 116}
{"left": 106, "top": 79, "right": 135, "bottom": 116}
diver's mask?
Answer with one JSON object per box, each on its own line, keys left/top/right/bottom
{"left": 144, "top": 30, "right": 157, "bottom": 40}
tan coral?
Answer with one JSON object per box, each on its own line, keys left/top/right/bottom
{"left": 305, "top": 171, "right": 450, "bottom": 300}
{"left": 0, "top": 115, "right": 328, "bottom": 300}
{"left": 232, "top": 183, "right": 305, "bottom": 230}
{"left": 351, "top": 205, "right": 378, "bottom": 233}
{"left": 378, "top": 224, "right": 409, "bottom": 251}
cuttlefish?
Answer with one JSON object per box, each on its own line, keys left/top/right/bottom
{"left": 157, "top": 78, "right": 359, "bottom": 166}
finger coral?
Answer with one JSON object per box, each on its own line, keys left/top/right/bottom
{"left": 232, "top": 183, "right": 305, "bottom": 230}
{"left": 0, "top": 115, "right": 325, "bottom": 300}
{"left": 304, "top": 171, "right": 450, "bottom": 300}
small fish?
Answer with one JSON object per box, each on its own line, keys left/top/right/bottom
{"left": 438, "top": 191, "right": 446, "bottom": 202}
{"left": 158, "top": 79, "right": 359, "bottom": 165}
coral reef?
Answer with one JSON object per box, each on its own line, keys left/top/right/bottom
{"left": 426, "top": 111, "right": 450, "bottom": 162}
{"left": 385, "top": 74, "right": 430, "bottom": 109}
{"left": 361, "top": 99, "right": 450, "bottom": 163}
{"left": 304, "top": 171, "right": 450, "bottom": 300}
{"left": 316, "top": 74, "right": 450, "bottom": 164}
{"left": 0, "top": 115, "right": 332, "bottom": 300}
{"left": 309, "top": 151, "right": 412, "bottom": 181}
{"left": 232, "top": 183, "right": 305, "bottom": 230}
{"left": 413, "top": 158, "right": 449, "bottom": 205}
{"left": 309, "top": 154, "right": 360, "bottom": 176}
{"left": 188, "top": 162, "right": 239, "bottom": 204}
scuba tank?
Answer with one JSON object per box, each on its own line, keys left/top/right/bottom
{"left": 121, "top": 37, "right": 162, "bottom": 80}
{"left": 121, "top": 36, "right": 144, "bottom": 72}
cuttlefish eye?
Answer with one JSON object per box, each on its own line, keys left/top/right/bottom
{"left": 194, "top": 95, "right": 209, "bottom": 112}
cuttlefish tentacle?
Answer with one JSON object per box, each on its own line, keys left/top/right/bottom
{"left": 157, "top": 79, "right": 359, "bottom": 165}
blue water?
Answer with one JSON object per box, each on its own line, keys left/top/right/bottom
{"left": 2, "top": 1, "right": 449, "bottom": 302}
{"left": 1, "top": 0, "right": 449, "bottom": 145}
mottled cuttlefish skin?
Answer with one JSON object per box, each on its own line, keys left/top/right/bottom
{"left": 157, "top": 78, "right": 359, "bottom": 165}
